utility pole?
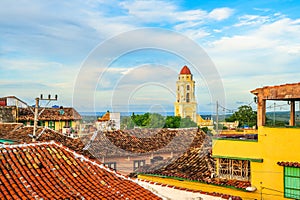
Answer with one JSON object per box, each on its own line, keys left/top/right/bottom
{"left": 33, "top": 97, "right": 40, "bottom": 142}
{"left": 216, "top": 101, "right": 219, "bottom": 134}
{"left": 32, "top": 94, "right": 58, "bottom": 142}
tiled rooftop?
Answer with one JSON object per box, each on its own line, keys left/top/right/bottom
{"left": 0, "top": 123, "right": 93, "bottom": 158}
{"left": 134, "top": 130, "right": 251, "bottom": 190}
{"left": 136, "top": 131, "right": 214, "bottom": 178}
{"left": 1, "top": 124, "right": 252, "bottom": 191}
{"left": 81, "top": 128, "right": 197, "bottom": 158}
{"left": 17, "top": 107, "right": 82, "bottom": 121}
{"left": 137, "top": 179, "right": 242, "bottom": 200}
{"left": 277, "top": 161, "right": 300, "bottom": 167}
{"left": 105, "top": 129, "right": 177, "bottom": 153}
{"left": 0, "top": 141, "right": 161, "bottom": 199}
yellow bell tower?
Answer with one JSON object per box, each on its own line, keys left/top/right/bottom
{"left": 174, "top": 65, "right": 197, "bottom": 122}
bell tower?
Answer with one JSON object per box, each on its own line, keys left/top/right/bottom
{"left": 174, "top": 65, "right": 197, "bottom": 122}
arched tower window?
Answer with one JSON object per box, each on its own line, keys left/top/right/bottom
{"left": 186, "top": 93, "right": 190, "bottom": 102}
{"left": 187, "top": 85, "right": 190, "bottom": 90}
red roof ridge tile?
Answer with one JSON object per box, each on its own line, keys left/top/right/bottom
{"left": 2, "top": 141, "right": 137, "bottom": 182}
{"left": 277, "top": 161, "right": 300, "bottom": 167}
{"left": 137, "top": 178, "right": 242, "bottom": 199}
{"left": 1, "top": 141, "right": 161, "bottom": 199}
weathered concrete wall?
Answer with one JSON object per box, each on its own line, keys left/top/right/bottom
{"left": 0, "top": 107, "right": 16, "bottom": 123}
{"left": 251, "top": 82, "right": 300, "bottom": 100}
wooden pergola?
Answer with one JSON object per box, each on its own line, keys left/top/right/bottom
{"left": 251, "top": 83, "right": 300, "bottom": 127}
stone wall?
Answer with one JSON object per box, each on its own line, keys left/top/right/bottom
{"left": 0, "top": 106, "right": 16, "bottom": 123}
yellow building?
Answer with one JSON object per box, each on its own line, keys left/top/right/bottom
{"left": 212, "top": 83, "right": 300, "bottom": 199}
{"left": 18, "top": 107, "right": 82, "bottom": 134}
{"left": 174, "top": 65, "right": 213, "bottom": 127}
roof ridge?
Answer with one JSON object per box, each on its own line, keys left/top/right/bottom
{"left": 1, "top": 140, "right": 134, "bottom": 182}
{"left": 10, "top": 123, "right": 24, "bottom": 133}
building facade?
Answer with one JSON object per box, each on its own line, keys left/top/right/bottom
{"left": 0, "top": 96, "right": 82, "bottom": 134}
{"left": 174, "top": 65, "right": 213, "bottom": 127}
{"left": 17, "top": 107, "right": 82, "bottom": 134}
{"left": 96, "top": 111, "right": 120, "bottom": 131}
{"left": 212, "top": 83, "right": 300, "bottom": 199}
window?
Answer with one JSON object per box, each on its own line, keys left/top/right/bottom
{"left": 64, "top": 120, "right": 72, "bottom": 128}
{"left": 187, "top": 85, "right": 190, "bottom": 90}
{"left": 38, "top": 121, "right": 45, "bottom": 126}
{"left": 284, "top": 167, "right": 300, "bottom": 199}
{"left": 104, "top": 162, "right": 117, "bottom": 170}
{"left": 219, "top": 158, "right": 250, "bottom": 181}
{"left": 48, "top": 121, "right": 55, "bottom": 130}
{"left": 133, "top": 160, "right": 145, "bottom": 171}
{"left": 186, "top": 93, "right": 190, "bottom": 102}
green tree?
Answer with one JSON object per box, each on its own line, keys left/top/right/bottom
{"left": 164, "top": 116, "right": 181, "bottom": 128}
{"left": 121, "top": 113, "right": 200, "bottom": 129}
{"left": 121, "top": 116, "right": 135, "bottom": 129}
{"left": 148, "top": 113, "right": 166, "bottom": 128}
{"left": 225, "top": 105, "right": 257, "bottom": 127}
{"left": 179, "top": 117, "right": 197, "bottom": 128}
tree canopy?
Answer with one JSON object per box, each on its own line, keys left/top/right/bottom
{"left": 121, "top": 113, "right": 197, "bottom": 129}
{"left": 225, "top": 105, "right": 257, "bottom": 127}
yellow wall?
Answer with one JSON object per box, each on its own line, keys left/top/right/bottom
{"left": 44, "top": 120, "right": 78, "bottom": 131}
{"left": 212, "top": 126, "right": 300, "bottom": 199}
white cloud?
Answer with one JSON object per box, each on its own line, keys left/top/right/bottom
{"left": 234, "top": 15, "right": 271, "bottom": 27}
{"left": 119, "top": 1, "right": 233, "bottom": 34}
{"left": 203, "top": 16, "right": 300, "bottom": 110}
{"left": 2, "top": 0, "right": 300, "bottom": 112}
{"left": 208, "top": 8, "right": 234, "bottom": 21}
{"left": 181, "top": 29, "right": 210, "bottom": 40}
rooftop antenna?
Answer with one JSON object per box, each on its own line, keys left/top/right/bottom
{"left": 32, "top": 94, "right": 58, "bottom": 142}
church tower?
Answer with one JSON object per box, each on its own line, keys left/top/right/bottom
{"left": 174, "top": 65, "right": 197, "bottom": 122}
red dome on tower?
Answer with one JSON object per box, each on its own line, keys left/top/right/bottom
{"left": 180, "top": 65, "right": 191, "bottom": 75}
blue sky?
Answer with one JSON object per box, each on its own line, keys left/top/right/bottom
{"left": 1, "top": 0, "right": 300, "bottom": 114}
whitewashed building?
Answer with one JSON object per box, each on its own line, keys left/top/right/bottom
{"left": 96, "top": 111, "right": 120, "bottom": 131}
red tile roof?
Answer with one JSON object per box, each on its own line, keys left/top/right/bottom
{"left": 0, "top": 141, "right": 161, "bottom": 199}
{"left": 277, "top": 161, "right": 300, "bottom": 167}
{"left": 137, "top": 179, "right": 242, "bottom": 200}
{"left": 133, "top": 130, "right": 251, "bottom": 190}
{"left": 0, "top": 123, "right": 93, "bottom": 158}
{"left": 136, "top": 131, "right": 214, "bottom": 179}
{"left": 180, "top": 65, "right": 191, "bottom": 75}
{"left": 0, "top": 124, "right": 252, "bottom": 191}
{"left": 105, "top": 129, "right": 177, "bottom": 153}
{"left": 17, "top": 107, "right": 82, "bottom": 121}
{"left": 81, "top": 128, "right": 198, "bottom": 158}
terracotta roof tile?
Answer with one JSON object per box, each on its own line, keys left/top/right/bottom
{"left": 137, "top": 178, "right": 242, "bottom": 200}
{"left": 132, "top": 130, "right": 251, "bottom": 190}
{"left": 1, "top": 124, "right": 251, "bottom": 191}
{"left": 277, "top": 161, "right": 300, "bottom": 167}
{"left": 0, "top": 141, "right": 161, "bottom": 199}
{"left": 17, "top": 107, "right": 82, "bottom": 121}
{"left": 82, "top": 128, "right": 198, "bottom": 158}
{"left": 136, "top": 131, "right": 215, "bottom": 179}
{"left": 0, "top": 123, "right": 93, "bottom": 158}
